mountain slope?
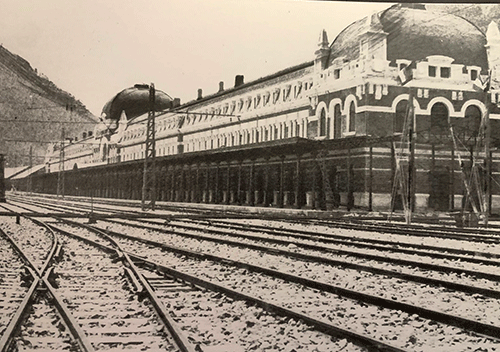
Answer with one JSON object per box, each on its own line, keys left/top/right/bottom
{"left": 0, "top": 44, "right": 97, "bottom": 168}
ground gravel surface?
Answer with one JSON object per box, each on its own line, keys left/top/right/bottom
{"left": 0, "top": 216, "right": 53, "bottom": 271}
{"left": 14, "top": 295, "right": 77, "bottom": 351}
{"left": 53, "top": 232, "right": 179, "bottom": 351}
{"left": 63, "top": 221, "right": 367, "bottom": 351}
{"left": 227, "top": 218, "right": 500, "bottom": 256}
{"left": 94, "top": 220, "right": 500, "bottom": 326}
{"left": 0, "top": 235, "right": 27, "bottom": 339}
{"left": 127, "top": 218, "right": 500, "bottom": 291}
{"left": 88, "top": 221, "right": 500, "bottom": 352}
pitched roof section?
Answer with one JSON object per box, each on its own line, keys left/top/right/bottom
{"left": 329, "top": 4, "right": 488, "bottom": 71}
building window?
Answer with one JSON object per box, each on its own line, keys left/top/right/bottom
{"left": 333, "top": 104, "right": 342, "bottom": 139}
{"left": 394, "top": 100, "right": 407, "bottom": 134}
{"left": 440, "top": 67, "right": 450, "bottom": 78}
{"left": 348, "top": 102, "right": 356, "bottom": 132}
{"left": 429, "top": 66, "right": 436, "bottom": 77}
{"left": 470, "top": 70, "right": 478, "bottom": 81}
{"left": 319, "top": 107, "right": 327, "bottom": 137}
{"left": 463, "top": 105, "right": 481, "bottom": 140}
{"left": 334, "top": 69, "right": 341, "bottom": 79}
{"left": 430, "top": 103, "right": 449, "bottom": 136}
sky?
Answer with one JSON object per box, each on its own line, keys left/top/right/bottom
{"left": 0, "top": 0, "right": 395, "bottom": 117}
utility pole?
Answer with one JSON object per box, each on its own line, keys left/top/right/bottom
{"left": 142, "top": 83, "right": 157, "bottom": 211}
{"left": 406, "top": 88, "right": 416, "bottom": 225}
{"left": 484, "top": 90, "right": 491, "bottom": 227}
{"left": 0, "top": 154, "right": 5, "bottom": 202}
{"left": 57, "top": 128, "right": 65, "bottom": 198}
{"left": 27, "top": 145, "right": 33, "bottom": 195}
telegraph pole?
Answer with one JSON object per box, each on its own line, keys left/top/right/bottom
{"left": 142, "top": 83, "right": 157, "bottom": 211}
{"left": 27, "top": 145, "right": 33, "bottom": 195}
{"left": 0, "top": 154, "right": 5, "bottom": 202}
{"left": 484, "top": 90, "right": 491, "bottom": 227}
{"left": 57, "top": 128, "right": 65, "bottom": 198}
{"left": 406, "top": 88, "right": 416, "bottom": 225}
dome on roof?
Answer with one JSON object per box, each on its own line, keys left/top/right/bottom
{"left": 329, "top": 4, "right": 488, "bottom": 72}
{"left": 101, "top": 84, "right": 173, "bottom": 121}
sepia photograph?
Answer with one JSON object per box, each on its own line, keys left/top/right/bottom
{"left": 1, "top": 1, "right": 500, "bottom": 351}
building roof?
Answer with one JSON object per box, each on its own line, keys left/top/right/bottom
{"left": 9, "top": 164, "right": 45, "bottom": 180}
{"left": 101, "top": 84, "right": 173, "bottom": 121}
{"left": 329, "top": 4, "right": 488, "bottom": 72}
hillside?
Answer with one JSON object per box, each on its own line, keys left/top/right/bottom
{"left": 0, "top": 44, "right": 97, "bottom": 168}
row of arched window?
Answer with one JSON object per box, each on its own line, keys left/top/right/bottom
{"left": 317, "top": 101, "right": 356, "bottom": 139}
{"left": 315, "top": 98, "right": 482, "bottom": 140}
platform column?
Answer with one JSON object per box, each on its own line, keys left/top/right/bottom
{"left": 225, "top": 162, "right": 230, "bottom": 204}
{"left": 279, "top": 156, "right": 284, "bottom": 208}
{"left": 237, "top": 161, "right": 242, "bottom": 205}
{"left": 205, "top": 164, "right": 210, "bottom": 203}
{"left": 450, "top": 143, "right": 455, "bottom": 210}
{"left": 264, "top": 158, "right": 270, "bottom": 207}
{"left": 186, "top": 165, "right": 192, "bottom": 202}
{"left": 196, "top": 163, "right": 200, "bottom": 203}
{"left": 369, "top": 146, "right": 373, "bottom": 211}
{"left": 214, "top": 162, "right": 220, "bottom": 203}
{"left": 248, "top": 160, "right": 254, "bottom": 206}
{"left": 294, "top": 156, "right": 302, "bottom": 208}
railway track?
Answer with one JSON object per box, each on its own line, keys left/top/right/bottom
{"left": 0, "top": 202, "right": 385, "bottom": 351}
{"left": 45, "top": 216, "right": 384, "bottom": 351}
{"left": 11, "top": 192, "right": 500, "bottom": 243}
{"left": 10, "top": 196, "right": 500, "bottom": 289}
{"left": 0, "top": 206, "right": 199, "bottom": 351}
{"left": 66, "top": 218, "right": 500, "bottom": 351}
{"left": 0, "top": 210, "right": 87, "bottom": 351}
{"left": 6, "top": 194, "right": 500, "bottom": 350}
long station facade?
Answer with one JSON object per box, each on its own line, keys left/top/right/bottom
{"left": 16, "top": 4, "right": 500, "bottom": 213}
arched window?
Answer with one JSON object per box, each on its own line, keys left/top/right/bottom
{"left": 430, "top": 103, "right": 449, "bottom": 136}
{"left": 319, "top": 107, "right": 327, "bottom": 136}
{"left": 334, "top": 104, "right": 342, "bottom": 139}
{"left": 348, "top": 101, "right": 356, "bottom": 132}
{"left": 394, "top": 100, "right": 407, "bottom": 134}
{"left": 464, "top": 105, "right": 481, "bottom": 139}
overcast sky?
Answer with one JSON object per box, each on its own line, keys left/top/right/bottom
{"left": 0, "top": 0, "right": 395, "bottom": 116}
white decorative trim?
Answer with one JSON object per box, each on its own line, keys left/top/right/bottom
{"left": 328, "top": 98, "right": 342, "bottom": 139}
{"left": 459, "top": 99, "right": 487, "bottom": 117}
{"left": 343, "top": 94, "right": 358, "bottom": 133}
{"left": 357, "top": 105, "right": 393, "bottom": 113}
{"left": 425, "top": 97, "right": 457, "bottom": 117}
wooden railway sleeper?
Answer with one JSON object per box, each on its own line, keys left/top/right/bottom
{"left": 53, "top": 221, "right": 201, "bottom": 352}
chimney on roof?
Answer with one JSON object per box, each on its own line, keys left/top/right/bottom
{"left": 197, "top": 88, "right": 203, "bottom": 100}
{"left": 218, "top": 81, "right": 224, "bottom": 92}
{"left": 234, "top": 75, "right": 244, "bottom": 88}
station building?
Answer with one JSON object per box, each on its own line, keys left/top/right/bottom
{"left": 24, "top": 4, "right": 500, "bottom": 213}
